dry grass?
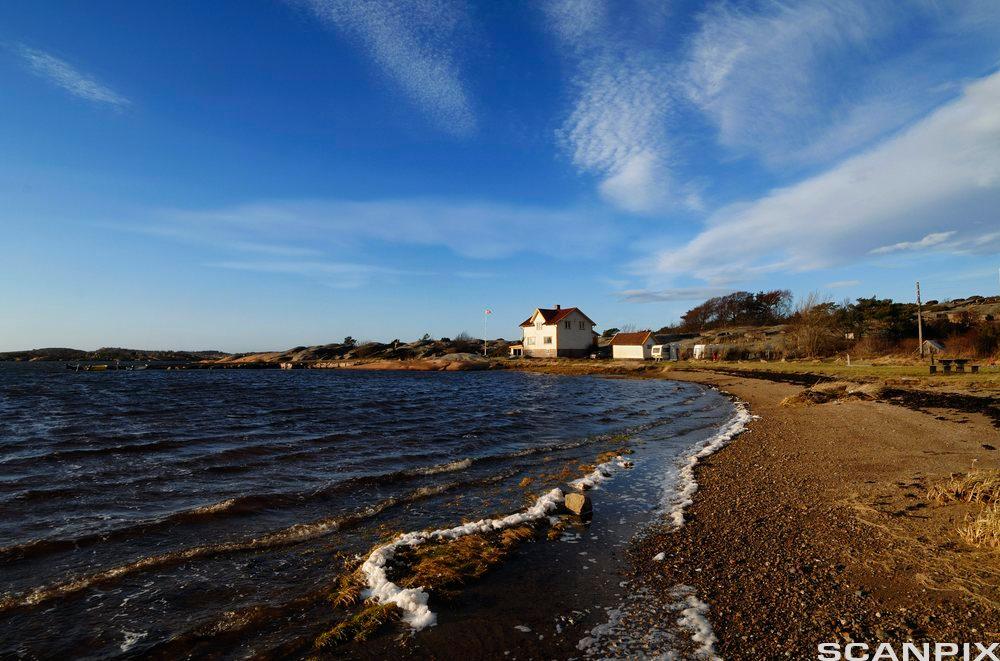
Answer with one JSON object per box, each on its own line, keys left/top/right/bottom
{"left": 329, "top": 570, "right": 364, "bottom": 609}
{"left": 398, "top": 524, "right": 537, "bottom": 594}
{"left": 675, "top": 359, "right": 1000, "bottom": 390}
{"left": 928, "top": 469, "right": 1000, "bottom": 505}
{"left": 960, "top": 505, "right": 1000, "bottom": 550}
{"left": 314, "top": 601, "right": 401, "bottom": 649}
{"left": 928, "top": 469, "right": 1000, "bottom": 551}
{"left": 780, "top": 381, "right": 886, "bottom": 406}
{"left": 315, "top": 440, "right": 635, "bottom": 650}
{"left": 316, "top": 524, "right": 541, "bottom": 649}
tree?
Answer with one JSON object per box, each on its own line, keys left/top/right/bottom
{"left": 343, "top": 336, "right": 356, "bottom": 347}
{"left": 602, "top": 328, "right": 620, "bottom": 338}
{"left": 788, "top": 293, "right": 839, "bottom": 357}
{"left": 678, "top": 290, "right": 792, "bottom": 331}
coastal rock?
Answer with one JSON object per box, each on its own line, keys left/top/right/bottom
{"left": 564, "top": 491, "right": 592, "bottom": 516}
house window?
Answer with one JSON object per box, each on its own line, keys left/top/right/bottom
{"left": 578, "top": 321, "right": 585, "bottom": 330}
{"left": 526, "top": 337, "right": 535, "bottom": 345}
{"left": 536, "top": 322, "right": 543, "bottom": 330}
{"left": 564, "top": 321, "right": 571, "bottom": 329}
{"left": 544, "top": 336, "right": 552, "bottom": 344}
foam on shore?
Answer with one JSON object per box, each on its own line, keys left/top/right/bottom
{"left": 665, "top": 399, "right": 754, "bottom": 527}
{"left": 359, "top": 453, "right": 634, "bottom": 630}
{"left": 576, "top": 584, "right": 721, "bottom": 659}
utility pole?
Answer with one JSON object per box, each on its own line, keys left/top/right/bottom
{"left": 483, "top": 308, "right": 492, "bottom": 357}
{"left": 916, "top": 281, "right": 924, "bottom": 359}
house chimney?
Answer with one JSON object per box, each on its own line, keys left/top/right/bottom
{"left": 555, "top": 304, "right": 561, "bottom": 310}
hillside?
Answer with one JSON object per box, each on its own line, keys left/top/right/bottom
{"left": 0, "top": 347, "right": 230, "bottom": 362}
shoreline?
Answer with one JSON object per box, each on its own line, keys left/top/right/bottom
{"left": 635, "top": 368, "right": 1000, "bottom": 658}
{"left": 5, "top": 362, "right": 999, "bottom": 657}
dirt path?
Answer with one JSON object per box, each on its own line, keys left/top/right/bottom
{"left": 630, "top": 369, "right": 1000, "bottom": 658}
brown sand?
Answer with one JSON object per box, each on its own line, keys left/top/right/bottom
{"left": 632, "top": 369, "right": 1000, "bottom": 658}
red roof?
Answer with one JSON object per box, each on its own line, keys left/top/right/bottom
{"left": 609, "top": 331, "right": 654, "bottom": 346}
{"left": 519, "top": 307, "right": 596, "bottom": 327}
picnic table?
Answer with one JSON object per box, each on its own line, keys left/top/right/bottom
{"left": 934, "top": 358, "right": 978, "bottom": 374}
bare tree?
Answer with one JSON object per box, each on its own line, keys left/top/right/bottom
{"left": 789, "top": 292, "right": 838, "bottom": 357}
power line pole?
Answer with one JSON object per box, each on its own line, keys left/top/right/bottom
{"left": 483, "top": 308, "right": 491, "bottom": 357}
{"left": 916, "top": 281, "right": 924, "bottom": 359}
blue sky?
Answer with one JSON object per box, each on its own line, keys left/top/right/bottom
{"left": 2, "top": 0, "right": 999, "bottom": 351}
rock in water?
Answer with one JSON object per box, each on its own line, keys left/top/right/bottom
{"left": 564, "top": 491, "right": 592, "bottom": 516}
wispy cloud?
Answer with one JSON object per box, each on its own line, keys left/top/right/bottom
{"left": 228, "top": 241, "right": 323, "bottom": 257}
{"left": 824, "top": 280, "right": 862, "bottom": 289}
{"left": 16, "top": 45, "right": 130, "bottom": 109}
{"left": 618, "top": 286, "right": 733, "bottom": 303}
{"left": 208, "top": 260, "right": 402, "bottom": 289}
{"left": 560, "top": 54, "right": 676, "bottom": 213}
{"left": 545, "top": 0, "right": 685, "bottom": 214}
{"left": 161, "top": 197, "right": 614, "bottom": 260}
{"left": 300, "top": 0, "right": 475, "bottom": 135}
{"left": 648, "top": 70, "right": 1000, "bottom": 283}
{"left": 681, "top": 0, "right": 1000, "bottom": 167}
{"left": 871, "top": 231, "right": 956, "bottom": 255}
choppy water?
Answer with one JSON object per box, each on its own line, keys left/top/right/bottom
{"left": 0, "top": 363, "right": 735, "bottom": 658}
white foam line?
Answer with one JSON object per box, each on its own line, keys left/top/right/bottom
{"left": 359, "top": 453, "right": 633, "bottom": 630}
{"left": 666, "top": 399, "right": 754, "bottom": 527}
{"left": 671, "top": 585, "right": 721, "bottom": 660}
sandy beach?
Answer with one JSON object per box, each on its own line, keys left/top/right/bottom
{"left": 626, "top": 368, "right": 1000, "bottom": 657}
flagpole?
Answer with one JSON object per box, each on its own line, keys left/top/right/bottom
{"left": 483, "top": 310, "right": 487, "bottom": 357}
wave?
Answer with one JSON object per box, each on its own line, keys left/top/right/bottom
{"left": 0, "top": 455, "right": 499, "bottom": 566}
{"left": 662, "top": 398, "right": 754, "bottom": 527}
{"left": 358, "top": 451, "right": 635, "bottom": 630}
{"left": 403, "top": 457, "right": 472, "bottom": 476}
{"left": 0, "top": 470, "right": 517, "bottom": 614}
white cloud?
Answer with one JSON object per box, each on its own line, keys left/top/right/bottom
{"left": 546, "top": 1, "right": 681, "bottom": 214}
{"left": 650, "top": 70, "right": 1000, "bottom": 284}
{"left": 681, "top": 0, "right": 1000, "bottom": 166}
{"left": 17, "top": 45, "right": 130, "bottom": 108}
{"left": 301, "top": 0, "right": 475, "bottom": 135}
{"left": 870, "top": 231, "right": 955, "bottom": 255}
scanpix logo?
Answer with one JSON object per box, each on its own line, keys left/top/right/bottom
{"left": 817, "top": 642, "right": 999, "bottom": 661}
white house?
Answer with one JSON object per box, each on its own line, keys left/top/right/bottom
{"left": 610, "top": 331, "right": 656, "bottom": 360}
{"left": 519, "top": 305, "right": 597, "bottom": 358}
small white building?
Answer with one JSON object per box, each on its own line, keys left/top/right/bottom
{"left": 651, "top": 343, "right": 680, "bottom": 362}
{"left": 519, "top": 305, "right": 597, "bottom": 358}
{"left": 610, "top": 331, "right": 656, "bottom": 360}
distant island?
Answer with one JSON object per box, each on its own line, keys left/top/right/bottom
{"left": 0, "top": 347, "right": 230, "bottom": 362}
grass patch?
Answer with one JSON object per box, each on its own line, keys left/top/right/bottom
{"left": 315, "top": 440, "right": 634, "bottom": 649}
{"left": 316, "top": 525, "right": 540, "bottom": 648}
{"left": 959, "top": 505, "right": 1000, "bottom": 550}
{"left": 314, "top": 601, "right": 401, "bottom": 649}
{"left": 780, "top": 381, "right": 885, "bottom": 406}
{"left": 396, "top": 524, "right": 538, "bottom": 596}
{"left": 678, "top": 359, "right": 1000, "bottom": 386}
{"left": 928, "top": 469, "right": 1000, "bottom": 505}
{"left": 328, "top": 569, "right": 365, "bottom": 609}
